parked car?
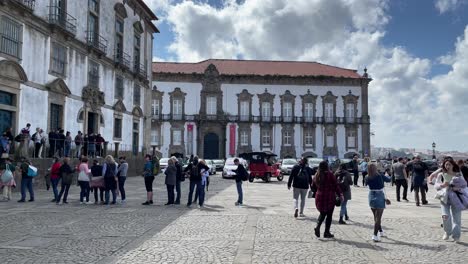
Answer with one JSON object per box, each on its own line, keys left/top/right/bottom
{"left": 213, "top": 159, "right": 225, "bottom": 171}
{"left": 205, "top": 159, "right": 217, "bottom": 175}
{"left": 159, "top": 158, "right": 170, "bottom": 172}
{"left": 222, "top": 158, "right": 247, "bottom": 178}
{"left": 240, "top": 151, "right": 283, "bottom": 182}
{"left": 308, "top": 158, "right": 323, "bottom": 170}
{"left": 280, "top": 158, "right": 297, "bottom": 175}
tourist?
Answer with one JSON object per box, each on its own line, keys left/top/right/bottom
{"left": 408, "top": 154, "right": 429, "bottom": 206}
{"left": 48, "top": 129, "right": 58, "bottom": 158}
{"left": 0, "top": 158, "right": 16, "bottom": 201}
{"left": 56, "top": 129, "right": 65, "bottom": 157}
{"left": 74, "top": 131, "right": 83, "bottom": 158}
{"left": 1, "top": 132, "right": 10, "bottom": 158}
{"left": 88, "top": 133, "right": 96, "bottom": 158}
{"left": 49, "top": 157, "right": 61, "bottom": 202}
{"left": 435, "top": 159, "right": 467, "bottom": 243}
{"left": 199, "top": 159, "right": 209, "bottom": 207}
{"left": 335, "top": 163, "right": 353, "bottom": 224}
{"left": 393, "top": 157, "right": 409, "bottom": 202}
{"left": 184, "top": 156, "right": 209, "bottom": 208}
{"left": 366, "top": 163, "right": 392, "bottom": 242}
{"left": 90, "top": 159, "right": 104, "bottom": 204}
{"left": 4, "top": 127, "right": 14, "bottom": 155}
{"left": 457, "top": 160, "right": 468, "bottom": 182}
{"left": 56, "top": 157, "right": 74, "bottom": 204}
{"left": 117, "top": 156, "right": 128, "bottom": 204}
{"left": 232, "top": 158, "right": 248, "bottom": 206}
{"left": 64, "top": 131, "right": 72, "bottom": 157}
{"left": 18, "top": 157, "right": 34, "bottom": 202}
{"left": 173, "top": 157, "right": 184, "bottom": 205}
{"left": 313, "top": 161, "right": 343, "bottom": 238}
{"left": 32, "top": 127, "right": 43, "bottom": 158}
{"left": 164, "top": 158, "right": 177, "bottom": 205}
{"left": 360, "top": 157, "right": 369, "bottom": 186}
{"left": 142, "top": 154, "right": 155, "bottom": 205}
{"left": 288, "top": 157, "right": 313, "bottom": 218}
{"left": 82, "top": 134, "right": 89, "bottom": 157}
{"left": 77, "top": 157, "right": 91, "bottom": 204}
{"left": 18, "top": 123, "right": 31, "bottom": 158}
{"left": 95, "top": 134, "right": 105, "bottom": 157}
{"left": 349, "top": 154, "right": 360, "bottom": 187}
{"left": 102, "top": 155, "right": 118, "bottom": 205}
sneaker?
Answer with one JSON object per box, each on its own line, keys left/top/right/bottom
{"left": 187, "top": 203, "right": 192, "bottom": 207}
{"left": 403, "top": 198, "right": 409, "bottom": 202}
{"left": 345, "top": 215, "right": 349, "bottom": 221}
{"left": 149, "top": 200, "right": 153, "bottom": 204}
{"left": 443, "top": 233, "right": 450, "bottom": 240}
{"left": 372, "top": 235, "right": 381, "bottom": 242}
{"left": 339, "top": 219, "right": 347, "bottom": 225}
{"left": 28, "top": 199, "right": 34, "bottom": 202}
{"left": 422, "top": 201, "right": 428, "bottom": 205}
{"left": 111, "top": 201, "right": 116, "bottom": 205}
{"left": 17, "top": 199, "right": 25, "bottom": 203}
{"left": 294, "top": 209, "right": 298, "bottom": 218}
{"left": 378, "top": 230, "right": 385, "bottom": 237}
{"left": 299, "top": 213, "right": 305, "bottom": 217}
{"left": 314, "top": 227, "right": 320, "bottom": 238}
{"left": 324, "top": 232, "right": 334, "bottom": 239}
{"left": 94, "top": 201, "right": 98, "bottom": 205}
{"left": 121, "top": 200, "right": 126, "bottom": 205}
{"left": 51, "top": 199, "right": 56, "bottom": 202}
{"left": 142, "top": 201, "right": 150, "bottom": 205}
{"left": 63, "top": 201, "right": 68, "bottom": 204}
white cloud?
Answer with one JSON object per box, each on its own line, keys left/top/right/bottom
{"left": 148, "top": 0, "right": 468, "bottom": 151}
{"left": 435, "top": 0, "right": 463, "bottom": 14}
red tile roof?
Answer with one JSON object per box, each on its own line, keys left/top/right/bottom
{"left": 152, "top": 59, "right": 362, "bottom": 79}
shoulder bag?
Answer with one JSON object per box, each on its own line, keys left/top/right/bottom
{"left": 1, "top": 166, "right": 13, "bottom": 183}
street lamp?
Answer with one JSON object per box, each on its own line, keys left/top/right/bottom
{"left": 432, "top": 142, "right": 436, "bottom": 160}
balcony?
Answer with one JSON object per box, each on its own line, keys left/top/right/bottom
{"left": 134, "top": 63, "right": 147, "bottom": 79}
{"left": 324, "top": 116, "right": 335, "bottom": 123}
{"left": 114, "top": 49, "right": 131, "bottom": 69}
{"left": 12, "top": 0, "right": 35, "bottom": 11}
{"left": 282, "top": 116, "right": 293, "bottom": 123}
{"left": 86, "top": 31, "right": 108, "bottom": 55}
{"left": 239, "top": 115, "right": 250, "bottom": 122}
{"left": 48, "top": 5, "right": 77, "bottom": 36}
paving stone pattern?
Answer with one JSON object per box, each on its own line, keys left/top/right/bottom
{"left": 0, "top": 174, "right": 467, "bottom": 263}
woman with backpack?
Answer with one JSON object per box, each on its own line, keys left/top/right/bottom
{"left": 102, "top": 155, "right": 118, "bottom": 205}
{"left": 335, "top": 163, "right": 353, "bottom": 224}
{"left": 287, "top": 157, "right": 312, "bottom": 218}
{"left": 142, "top": 154, "right": 155, "bottom": 205}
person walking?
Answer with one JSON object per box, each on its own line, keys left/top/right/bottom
{"left": 49, "top": 157, "right": 62, "bottom": 202}
{"left": 164, "top": 158, "right": 177, "bottom": 205}
{"left": 117, "top": 156, "right": 128, "bottom": 204}
{"left": 360, "top": 157, "right": 369, "bottom": 186}
{"left": 393, "top": 157, "right": 409, "bottom": 202}
{"left": 335, "top": 163, "right": 353, "bottom": 224}
{"left": 18, "top": 157, "right": 34, "bottom": 202}
{"left": 435, "top": 159, "right": 467, "bottom": 243}
{"left": 142, "top": 154, "right": 155, "bottom": 205}
{"left": 173, "top": 157, "right": 184, "bottom": 204}
{"left": 313, "top": 161, "right": 343, "bottom": 238}
{"left": 102, "top": 155, "right": 118, "bottom": 205}
{"left": 77, "top": 157, "right": 91, "bottom": 204}
{"left": 90, "top": 159, "right": 104, "bottom": 204}
{"left": 349, "top": 155, "right": 360, "bottom": 187}
{"left": 0, "top": 158, "right": 16, "bottom": 201}
{"left": 184, "top": 156, "right": 209, "bottom": 208}
{"left": 366, "top": 163, "right": 392, "bottom": 242}
{"left": 288, "top": 157, "right": 312, "bottom": 218}
{"left": 74, "top": 131, "right": 83, "bottom": 158}
{"left": 56, "top": 157, "right": 74, "bottom": 204}
{"left": 408, "top": 154, "right": 429, "bottom": 206}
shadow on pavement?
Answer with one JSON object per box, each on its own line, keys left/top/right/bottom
{"left": 384, "top": 237, "right": 447, "bottom": 251}
{"left": 334, "top": 238, "right": 389, "bottom": 251}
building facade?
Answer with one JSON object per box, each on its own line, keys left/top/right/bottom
{"left": 151, "top": 59, "right": 371, "bottom": 159}
{"left": 0, "top": 0, "right": 158, "bottom": 155}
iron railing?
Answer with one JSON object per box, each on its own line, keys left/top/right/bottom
{"left": 86, "top": 31, "right": 108, "bottom": 54}
{"left": 134, "top": 63, "right": 147, "bottom": 79}
{"left": 48, "top": 5, "right": 77, "bottom": 35}
{"left": 13, "top": 0, "right": 35, "bottom": 11}
{"left": 114, "top": 49, "right": 131, "bottom": 68}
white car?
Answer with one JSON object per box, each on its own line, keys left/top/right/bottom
{"left": 159, "top": 158, "right": 170, "bottom": 173}
{"left": 222, "top": 157, "right": 247, "bottom": 178}
{"left": 280, "top": 158, "right": 297, "bottom": 175}
{"left": 205, "top": 160, "right": 217, "bottom": 175}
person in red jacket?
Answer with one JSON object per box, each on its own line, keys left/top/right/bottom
{"left": 313, "top": 161, "right": 343, "bottom": 239}
{"left": 50, "top": 157, "right": 62, "bottom": 202}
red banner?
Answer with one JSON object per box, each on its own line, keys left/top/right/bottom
{"left": 229, "top": 124, "right": 236, "bottom": 156}
{"left": 187, "top": 124, "right": 193, "bottom": 132}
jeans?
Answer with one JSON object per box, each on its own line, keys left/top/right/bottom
{"left": 353, "top": 171, "right": 359, "bottom": 186}
{"left": 118, "top": 176, "right": 126, "bottom": 201}
{"left": 175, "top": 180, "right": 181, "bottom": 204}
{"left": 93, "top": 187, "right": 104, "bottom": 202}
{"left": 236, "top": 181, "right": 243, "bottom": 204}
{"left": 104, "top": 177, "right": 117, "bottom": 204}
{"left": 64, "top": 144, "right": 71, "bottom": 157}
{"left": 293, "top": 188, "right": 308, "bottom": 214}
{"left": 340, "top": 198, "right": 349, "bottom": 217}
{"left": 57, "top": 183, "right": 71, "bottom": 203}
{"left": 20, "top": 177, "right": 34, "bottom": 201}
{"left": 199, "top": 183, "right": 205, "bottom": 206}
{"left": 441, "top": 202, "right": 462, "bottom": 239}
{"left": 78, "top": 181, "right": 90, "bottom": 202}
{"left": 316, "top": 208, "right": 334, "bottom": 234}
{"left": 395, "top": 179, "right": 408, "bottom": 201}
{"left": 362, "top": 172, "right": 368, "bottom": 186}
{"left": 167, "top": 184, "right": 175, "bottom": 204}
{"left": 75, "top": 145, "right": 81, "bottom": 158}
{"left": 187, "top": 180, "right": 202, "bottom": 206}
{"left": 51, "top": 178, "right": 60, "bottom": 201}
{"left": 414, "top": 186, "right": 427, "bottom": 205}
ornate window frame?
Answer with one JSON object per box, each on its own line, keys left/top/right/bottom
{"left": 237, "top": 89, "right": 253, "bottom": 122}
{"left": 280, "top": 90, "right": 295, "bottom": 122}
{"left": 322, "top": 91, "right": 338, "bottom": 123}
{"left": 303, "top": 126, "right": 316, "bottom": 149}
{"left": 200, "top": 64, "right": 223, "bottom": 118}
{"left": 169, "top": 87, "right": 186, "bottom": 120}
{"left": 151, "top": 85, "right": 164, "bottom": 118}
{"left": 260, "top": 124, "right": 273, "bottom": 150}
{"left": 46, "top": 78, "right": 71, "bottom": 132}
{"left": 301, "top": 89, "right": 317, "bottom": 122}
{"left": 345, "top": 126, "right": 358, "bottom": 151}
{"left": 237, "top": 123, "right": 252, "bottom": 154}
{"left": 258, "top": 88, "right": 275, "bottom": 122}
{"left": 342, "top": 90, "right": 359, "bottom": 123}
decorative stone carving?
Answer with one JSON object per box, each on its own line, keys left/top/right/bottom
{"left": 113, "top": 99, "right": 127, "bottom": 112}
{"left": 82, "top": 86, "right": 105, "bottom": 111}
{"left": 0, "top": 59, "right": 28, "bottom": 82}
{"left": 46, "top": 78, "right": 71, "bottom": 96}
{"left": 133, "top": 21, "right": 144, "bottom": 34}
{"left": 114, "top": 3, "right": 128, "bottom": 18}
{"left": 132, "top": 106, "right": 144, "bottom": 118}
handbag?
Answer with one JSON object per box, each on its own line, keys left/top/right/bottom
{"left": 90, "top": 176, "right": 105, "bottom": 188}
{"left": 27, "top": 165, "right": 38, "bottom": 177}
{"left": 78, "top": 170, "right": 89, "bottom": 181}
{"left": 1, "top": 166, "right": 13, "bottom": 183}
{"left": 308, "top": 189, "right": 314, "bottom": 198}
{"left": 335, "top": 195, "right": 341, "bottom": 207}
{"left": 435, "top": 188, "right": 448, "bottom": 204}
{"left": 382, "top": 175, "right": 391, "bottom": 205}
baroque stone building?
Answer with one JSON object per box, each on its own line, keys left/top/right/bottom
{"left": 0, "top": 0, "right": 158, "bottom": 154}
{"left": 150, "top": 59, "right": 371, "bottom": 159}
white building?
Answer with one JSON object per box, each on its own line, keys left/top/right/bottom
{"left": 151, "top": 59, "right": 372, "bottom": 159}
{"left": 0, "top": 0, "right": 158, "bottom": 155}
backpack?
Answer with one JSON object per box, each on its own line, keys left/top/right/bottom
{"left": 242, "top": 168, "right": 248, "bottom": 181}
{"left": 32, "top": 132, "right": 37, "bottom": 142}
{"left": 152, "top": 158, "right": 160, "bottom": 175}
{"left": 104, "top": 163, "right": 116, "bottom": 178}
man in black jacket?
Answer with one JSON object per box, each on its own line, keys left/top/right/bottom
{"left": 349, "top": 154, "right": 360, "bottom": 186}
{"left": 173, "top": 157, "right": 183, "bottom": 204}
{"left": 288, "top": 157, "right": 313, "bottom": 218}
{"left": 184, "top": 156, "right": 209, "bottom": 208}
{"left": 233, "top": 158, "right": 248, "bottom": 206}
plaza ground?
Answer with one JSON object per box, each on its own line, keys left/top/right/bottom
{"left": 0, "top": 174, "right": 466, "bottom": 263}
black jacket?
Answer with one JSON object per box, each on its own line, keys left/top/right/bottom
{"left": 233, "top": 164, "right": 248, "bottom": 183}
{"left": 175, "top": 162, "right": 183, "bottom": 181}
{"left": 184, "top": 162, "right": 209, "bottom": 182}
{"left": 288, "top": 164, "right": 313, "bottom": 189}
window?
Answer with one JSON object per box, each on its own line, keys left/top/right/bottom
{"left": 326, "top": 131, "right": 334, "bottom": 147}
{"left": 50, "top": 42, "right": 67, "bottom": 76}
{"left": 115, "top": 18, "right": 124, "bottom": 61}
{"left": 346, "top": 103, "right": 355, "bottom": 122}
{"left": 173, "top": 99, "right": 182, "bottom": 119}
{"left": 0, "top": 16, "right": 23, "bottom": 59}
{"left": 88, "top": 60, "right": 99, "bottom": 88}
{"left": 206, "top": 96, "right": 216, "bottom": 115}
{"left": 261, "top": 102, "right": 271, "bottom": 121}
{"left": 133, "top": 85, "right": 140, "bottom": 105}
{"left": 283, "top": 102, "right": 292, "bottom": 121}
{"left": 50, "top": 103, "right": 63, "bottom": 131}
{"left": 305, "top": 128, "right": 314, "bottom": 146}
{"left": 151, "top": 129, "right": 159, "bottom": 145}
{"left": 134, "top": 33, "right": 141, "bottom": 69}
{"left": 304, "top": 103, "right": 314, "bottom": 121}
{"left": 113, "top": 118, "right": 122, "bottom": 139}
{"left": 240, "top": 131, "right": 248, "bottom": 146}
{"left": 262, "top": 130, "right": 270, "bottom": 146}
{"left": 347, "top": 130, "right": 356, "bottom": 148}
{"left": 0, "top": 91, "right": 14, "bottom": 106}
{"left": 325, "top": 103, "right": 334, "bottom": 122}
{"left": 89, "top": 0, "right": 99, "bottom": 13}
{"left": 114, "top": 75, "right": 123, "bottom": 99}
{"left": 283, "top": 131, "right": 291, "bottom": 146}
{"left": 151, "top": 99, "right": 160, "bottom": 116}
{"left": 87, "top": 0, "right": 99, "bottom": 47}
{"left": 173, "top": 130, "right": 181, "bottom": 146}
{"left": 240, "top": 101, "right": 249, "bottom": 121}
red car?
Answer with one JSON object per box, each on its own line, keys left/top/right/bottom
{"left": 240, "top": 151, "right": 283, "bottom": 182}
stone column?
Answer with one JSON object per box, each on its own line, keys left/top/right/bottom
{"left": 361, "top": 75, "right": 372, "bottom": 157}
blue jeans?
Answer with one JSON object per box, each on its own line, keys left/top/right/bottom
{"left": 175, "top": 180, "right": 181, "bottom": 204}
{"left": 57, "top": 183, "right": 71, "bottom": 203}
{"left": 64, "top": 144, "right": 71, "bottom": 157}
{"left": 441, "top": 202, "right": 462, "bottom": 239}
{"left": 118, "top": 176, "right": 126, "bottom": 201}
{"left": 51, "top": 178, "right": 60, "bottom": 201}
{"left": 78, "top": 181, "right": 90, "bottom": 202}
{"left": 236, "top": 181, "right": 243, "bottom": 204}
{"left": 340, "top": 199, "right": 349, "bottom": 217}
{"left": 187, "top": 180, "right": 202, "bottom": 206}
{"left": 199, "top": 183, "right": 205, "bottom": 206}
{"left": 20, "top": 177, "right": 34, "bottom": 201}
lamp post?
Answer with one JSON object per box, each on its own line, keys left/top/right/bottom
{"left": 432, "top": 142, "right": 436, "bottom": 160}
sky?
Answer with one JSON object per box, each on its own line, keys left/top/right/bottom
{"left": 144, "top": 0, "right": 468, "bottom": 152}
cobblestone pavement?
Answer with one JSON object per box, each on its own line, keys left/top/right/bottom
{"left": 0, "top": 174, "right": 467, "bottom": 263}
